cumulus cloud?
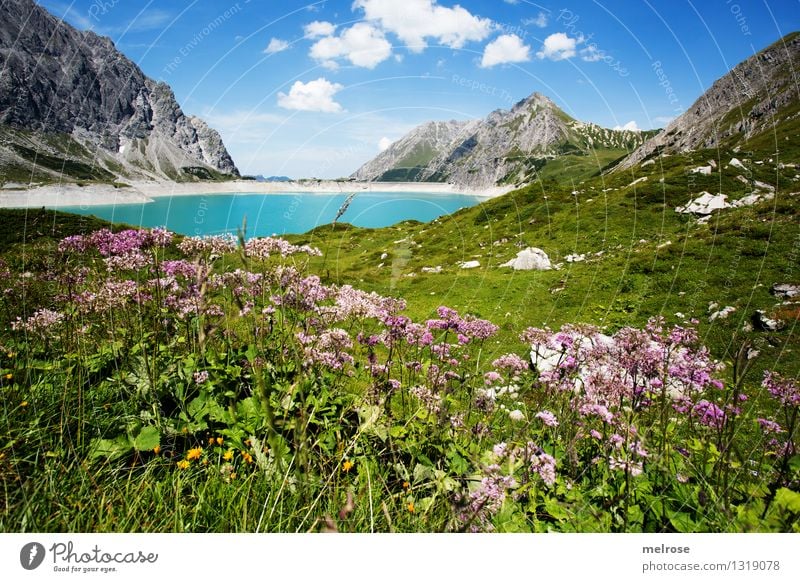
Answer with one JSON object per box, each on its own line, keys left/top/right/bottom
{"left": 522, "top": 12, "right": 549, "bottom": 28}
{"left": 480, "top": 34, "right": 530, "bottom": 68}
{"left": 579, "top": 44, "right": 603, "bottom": 62}
{"left": 613, "top": 120, "right": 640, "bottom": 132}
{"left": 304, "top": 20, "right": 336, "bottom": 38}
{"left": 310, "top": 22, "right": 392, "bottom": 69}
{"left": 277, "top": 78, "right": 344, "bottom": 113}
{"left": 264, "top": 38, "right": 289, "bottom": 54}
{"left": 353, "top": 0, "right": 492, "bottom": 52}
{"left": 536, "top": 32, "right": 579, "bottom": 61}
{"left": 378, "top": 137, "right": 393, "bottom": 151}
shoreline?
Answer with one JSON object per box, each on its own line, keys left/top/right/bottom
{"left": 0, "top": 180, "right": 514, "bottom": 209}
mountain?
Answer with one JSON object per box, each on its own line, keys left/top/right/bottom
{"left": 352, "top": 93, "right": 657, "bottom": 189}
{"left": 619, "top": 32, "right": 800, "bottom": 170}
{"left": 0, "top": 0, "right": 239, "bottom": 185}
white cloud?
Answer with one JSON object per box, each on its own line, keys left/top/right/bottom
{"left": 353, "top": 0, "right": 492, "bottom": 52}
{"left": 310, "top": 23, "right": 392, "bottom": 69}
{"left": 378, "top": 137, "right": 393, "bottom": 151}
{"left": 277, "top": 78, "right": 344, "bottom": 113}
{"left": 304, "top": 20, "right": 336, "bottom": 38}
{"left": 522, "top": 12, "right": 548, "bottom": 28}
{"left": 264, "top": 38, "right": 290, "bottom": 54}
{"left": 536, "top": 32, "right": 579, "bottom": 61}
{"left": 613, "top": 121, "right": 640, "bottom": 132}
{"left": 480, "top": 34, "right": 530, "bottom": 68}
{"left": 580, "top": 44, "right": 603, "bottom": 62}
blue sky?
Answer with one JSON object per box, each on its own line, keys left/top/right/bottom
{"left": 38, "top": 0, "right": 800, "bottom": 178}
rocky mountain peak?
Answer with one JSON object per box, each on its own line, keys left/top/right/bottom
{"left": 0, "top": 0, "right": 239, "bottom": 183}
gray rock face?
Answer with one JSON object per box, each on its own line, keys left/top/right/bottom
{"left": 0, "top": 0, "right": 238, "bottom": 182}
{"left": 618, "top": 32, "right": 800, "bottom": 170}
{"left": 353, "top": 92, "right": 653, "bottom": 189}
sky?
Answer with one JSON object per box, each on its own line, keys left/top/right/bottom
{"left": 37, "top": 0, "right": 800, "bottom": 178}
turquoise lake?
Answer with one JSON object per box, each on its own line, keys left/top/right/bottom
{"left": 53, "top": 192, "right": 482, "bottom": 238}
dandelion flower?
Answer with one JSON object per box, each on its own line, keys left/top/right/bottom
{"left": 177, "top": 460, "right": 190, "bottom": 470}
{"left": 342, "top": 460, "right": 354, "bottom": 472}
{"left": 186, "top": 447, "right": 202, "bottom": 461}
{"left": 216, "top": 437, "right": 224, "bottom": 446}
{"left": 403, "top": 481, "right": 410, "bottom": 489}
{"left": 407, "top": 502, "right": 415, "bottom": 513}
{"left": 242, "top": 452, "right": 253, "bottom": 464}
{"left": 4, "top": 373, "right": 12, "bottom": 380}
{"left": 223, "top": 450, "right": 234, "bottom": 462}
{"left": 153, "top": 445, "right": 161, "bottom": 455}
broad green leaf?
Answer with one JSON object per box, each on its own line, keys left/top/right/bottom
{"left": 775, "top": 488, "right": 800, "bottom": 513}
{"left": 132, "top": 426, "right": 160, "bottom": 452}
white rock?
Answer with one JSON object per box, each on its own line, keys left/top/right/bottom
{"left": 459, "top": 260, "right": 481, "bottom": 269}
{"left": 421, "top": 266, "right": 442, "bottom": 274}
{"left": 729, "top": 158, "right": 746, "bottom": 170}
{"left": 500, "top": 247, "right": 552, "bottom": 271}
{"left": 629, "top": 176, "right": 648, "bottom": 187}
{"left": 676, "top": 192, "right": 729, "bottom": 215}
{"left": 642, "top": 159, "right": 655, "bottom": 167}
{"left": 754, "top": 180, "right": 775, "bottom": 192}
{"left": 380, "top": 252, "right": 388, "bottom": 260}
{"left": 708, "top": 159, "right": 717, "bottom": 169}
{"left": 709, "top": 306, "right": 736, "bottom": 321}
{"left": 565, "top": 253, "right": 586, "bottom": 263}
{"left": 771, "top": 283, "right": 800, "bottom": 299}
{"left": 691, "top": 166, "right": 712, "bottom": 175}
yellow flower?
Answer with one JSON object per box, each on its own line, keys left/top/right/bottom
{"left": 216, "top": 437, "right": 224, "bottom": 446}
{"left": 207, "top": 437, "right": 215, "bottom": 446}
{"left": 242, "top": 452, "right": 253, "bottom": 464}
{"left": 407, "top": 502, "right": 415, "bottom": 513}
{"left": 222, "top": 450, "right": 234, "bottom": 462}
{"left": 19, "top": 401, "right": 28, "bottom": 408}
{"left": 202, "top": 459, "right": 209, "bottom": 466}
{"left": 153, "top": 445, "right": 161, "bottom": 455}
{"left": 4, "top": 373, "right": 12, "bottom": 380}
{"left": 342, "top": 460, "right": 354, "bottom": 473}
{"left": 186, "top": 447, "right": 203, "bottom": 461}
{"left": 177, "top": 460, "right": 190, "bottom": 470}
{"left": 403, "top": 481, "right": 410, "bottom": 489}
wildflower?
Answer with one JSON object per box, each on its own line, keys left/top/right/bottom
{"left": 756, "top": 418, "right": 784, "bottom": 433}
{"left": 508, "top": 409, "right": 525, "bottom": 422}
{"left": 407, "top": 502, "right": 415, "bottom": 513}
{"left": 763, "top": 371, "right": 800, "bottom": 407}
{"left": 223, "top": 450, "right": 234, "bottom": 462}
{"left": 535, "top": 410, "right": 559, "bottom": 427}
{"left": 692, "top": 400, "right": 726, "bottom": 429}
{"left": 186, "top": 447, "right": 203, "bottom": 461}
{"left": 242, "top": 452, "right": 253, "bottom": 464}
{"left": 177, "top": 460, "right": 190, "bottom": 470}
{"left": 216, "top": 437, "right": 224, "bottom": 446}
{"left": 403, "top": 481, "right": 410, "bottom": 489}
{"left": 342, "top": 460, "right": 354, "bottom": 472}
{"left": 20, "top": 401, "right": 28, "bottom": 408}
{"left": 194, "top": 371, "right": 209, "bottom": 385}
{"left": 153, "top": 445, "right": 161, "bottom": 455}
{"left": 4, "top": 373, "right": 11, "bottom": 380}
{"left": 492, "top": 353, "right": 529, "bottom": 374}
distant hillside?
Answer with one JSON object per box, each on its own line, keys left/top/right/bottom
{"left": 353, "top": 92, "right": 657, "bottom": 189}
{"left": 619, "top": 31, "right": 800, "bottom": 170}
{"left": 0, "top": 0, "right": 239, "bottom": 185}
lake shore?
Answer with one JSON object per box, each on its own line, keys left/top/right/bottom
{"left": 0, "top": 180, "right": 514, "bottom": 209}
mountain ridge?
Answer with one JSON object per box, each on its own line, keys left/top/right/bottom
{"left": 0, "top": 0, "right": 239, "bottom": 184}
{"left": 353, "top": 91, "right": 657, "bottom": 189}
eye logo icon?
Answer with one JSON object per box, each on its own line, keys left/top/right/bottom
{"left": 20, "top": 542, "right": 46, "bottom": 570}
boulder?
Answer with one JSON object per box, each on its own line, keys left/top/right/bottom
{"left": 676, "top": 192, "right": 729, "bottom": 215}
{"left": 459, "top": 260, "right": 480, "bottom": 269}
{"left": 500, "top": 247, "right": 552, "bottom": 271}
{"left": 771, "top": 283, "right": 800, "bottom": 299}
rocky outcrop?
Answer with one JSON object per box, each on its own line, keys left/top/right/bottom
{"left": 618, "top": 32, "right": 800, "bottom": 170}
{"left": 500, "top": 247, "right": 552, "bottom": 271}
{"left": 0, "top": 0, "right": 238, "bottom": 183}
{"left": 354, "top": 92, "right": 655, "bottom": 189}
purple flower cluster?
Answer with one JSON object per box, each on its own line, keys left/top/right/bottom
{"left": 454, "top": 464, "right": 516, "bottom": 532}
{"left": 244, "top": 237, "right": 321, "bottom": 260}
{"left": 762, "top": 371, "right": 800, "bottom": 407}
{"left": 177, "top": 234, "right": 238, "bottom": 257}
{"left": 12, "top": 308, "right": 65, "bottom": 334}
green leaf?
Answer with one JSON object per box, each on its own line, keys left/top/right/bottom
{"left": 132, "top": 426, "right": 160, "bottom": 452}
{"left": 668, "top": 511, "right": 696, "bottom": 533}
{"left": 544, "top": 498, "right": 570, "bottom": 521}
{"left": 774, "top": 488, "right": 800, "bottom": 514}
{"left": 88, "top": 435, "right": 132, "bottom": 461}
